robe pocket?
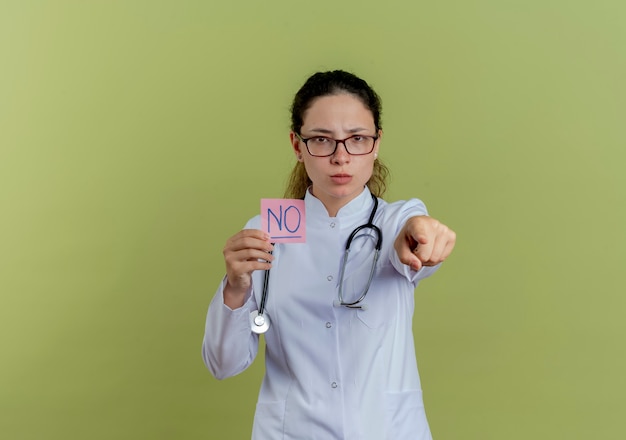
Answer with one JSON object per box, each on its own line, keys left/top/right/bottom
{"left": 352, "top": 263, "right": 396, "bottom": 329}
{"left": 252, "top": 400, "right": 286, "bottom": 439}
{"left": 384, "top": 389, "right": 432, "bottom": 440}
{"left": 355, "top": 303, "right": 388, "bottom": 329}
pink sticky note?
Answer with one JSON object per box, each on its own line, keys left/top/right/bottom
{"left": 261, "top": 199, "right": 306, "bottom": 243}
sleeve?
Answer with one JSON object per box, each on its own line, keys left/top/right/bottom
{"left": 386, "top": 198, "right": 442, "bottom": 287}
{"left": 201, "top": 216, "right": 263, "bottom": 380}
{"left": 201, "top": 276, "right": 260, "bottom": 380}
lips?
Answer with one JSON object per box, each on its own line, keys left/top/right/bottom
{"left": 330, "top": 174, "right": 352, "bottom": 184}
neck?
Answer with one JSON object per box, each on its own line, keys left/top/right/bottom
{"left": 310, "top": 186, "right": 367, "bottom": 217}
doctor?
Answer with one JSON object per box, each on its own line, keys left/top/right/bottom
{"left": 203, "top": 70, "right": 456, "bottom": 439}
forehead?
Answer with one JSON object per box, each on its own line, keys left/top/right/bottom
{"left": 302, "top": 93, "right": 375, "bottom": 129}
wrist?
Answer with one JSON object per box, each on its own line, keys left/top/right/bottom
{"left": 223, "top": 279, "right": 251, "bottom": 309}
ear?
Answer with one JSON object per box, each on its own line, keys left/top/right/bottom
{"left": 290, "top": 131, "right": 304, "bottom": 161}
{"left": 374, "top": 129, "right": 383, "bottom": 157}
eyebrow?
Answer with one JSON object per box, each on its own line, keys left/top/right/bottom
{"left": 306, "top": 127, "right": 370, "bottom": 135}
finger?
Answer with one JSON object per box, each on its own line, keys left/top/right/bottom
{"left": 237, "top": 247, "right": 275, "bottom": 263}
{"left": 422, "top": 228, "right": 456, "bottom": 266}
{"left": 230, "top": 245, "right": 273, "bottom": 262}
{"left": 229, "top": 259, "right": 272, "bottom": 275}
{"left": 394, "top": 232, "right": 422, "bottom": 271}
{"left": 226, "top": 233, "right": 269, "bottom": 249}
{"left": 224, "top": 248, "right": 274, "bottom": 270}
{"left": 405, "top": 216, "right": 432, "bottom": 245}
{"left": 414, "top": 241, "right": 434, "bottom": 266}
{"left": 440, "top": 232, "right": 456, "bottom": 261}
{"left": 424, "top": 234, "right": 447, "bottom": 265}
{"left": 239, "top": 228, "right": 270, "bottom": 240}
{"left": 225, "top": 233, "right": 274, "bottom": 254}
{"left": 224, "top": 240, "right": 274, "bottom": 279}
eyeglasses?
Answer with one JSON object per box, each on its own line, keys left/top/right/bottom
{"left": 296, "top": 133, "right": 378, "bottom": 157}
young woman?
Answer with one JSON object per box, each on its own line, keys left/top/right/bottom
{"left": 203, "top": 70, "right": 456, "bottom": 439}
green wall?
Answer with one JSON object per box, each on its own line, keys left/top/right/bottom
{"left": 1, "top": 1, "right": 624, "bottom": 438}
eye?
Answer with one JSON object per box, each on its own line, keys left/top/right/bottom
{"left": 351, "top": 136, "right": 366, "bottom": 143}
{"left": 312, "top": 137, "right": 331, "bottom": 144}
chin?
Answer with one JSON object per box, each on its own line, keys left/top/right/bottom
{"left": 314, "top": 182, "right": 364, "bottom": 201}
{"left": 330, "top": 187, "right": 361, "bottom": 200}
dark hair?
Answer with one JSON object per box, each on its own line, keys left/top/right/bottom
{"left": 290, "top": 70, "right": 383, "bottom": 133}
{"left": 285, "top": 70, "right": 389, "bottom": 199}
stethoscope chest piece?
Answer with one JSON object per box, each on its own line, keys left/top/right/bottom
{"left": 250, "top": 310, "right": 270, "bottom": 334}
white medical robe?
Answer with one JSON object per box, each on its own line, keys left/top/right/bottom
{"left": 203, "top": 187, "right": 439, "bottom": 439}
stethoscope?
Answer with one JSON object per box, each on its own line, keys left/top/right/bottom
{"left": 250, "top": 193, "right": 383, "bottom": 334}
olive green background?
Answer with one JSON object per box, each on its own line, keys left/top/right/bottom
{"left": 1, "top": 1, "right": 624, "bottom": 439}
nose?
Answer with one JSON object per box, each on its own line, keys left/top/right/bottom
{"left": 331, "top": 141, "right": 351, "bottom": 164}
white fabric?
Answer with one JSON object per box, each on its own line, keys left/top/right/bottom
{"left": 203, "top": 188, "right": 439, "bottom": 440}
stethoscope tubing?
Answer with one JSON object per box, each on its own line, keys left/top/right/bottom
{"left": 251, "top": 194, "right": 382, "bottom": 333}
{"left": 258, "top": 248, "right": 273, "bottom": 316}
{"left": 336, "top": 195, "right": 382, "bottom": 308}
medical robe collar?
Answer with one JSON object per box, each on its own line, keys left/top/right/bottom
{"left": 304, "top": 187, "right": 375, "bottom": 224}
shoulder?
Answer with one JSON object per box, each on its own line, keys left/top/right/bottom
{"left": 378, "top": 197, "right": 429, "bottom": 221}
{"left": 373, "top": 198, "right": 430, "bottom": 245}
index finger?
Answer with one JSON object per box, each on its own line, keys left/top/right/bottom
{"left": 237, "top": 229, "right": 270, "bottom": 241}
{"left": 394, "top": 230, "right": 423, "bottom": 271}
{"left": 227, "top": 229, "right": 274, "bottom": 252}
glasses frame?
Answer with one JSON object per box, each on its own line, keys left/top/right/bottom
{"left": 296, "top": 133, "right": 379, "bottom": 157}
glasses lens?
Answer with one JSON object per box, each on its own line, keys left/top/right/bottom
{"left": 306, "top": 137, "right": 336, "bottom": 156}
{"left": 345, "top": 136, "right": 375, "bottom": 155}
